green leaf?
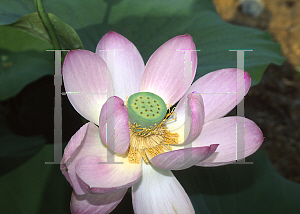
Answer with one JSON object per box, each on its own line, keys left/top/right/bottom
{"left": 9, "top": 12, "right": 83, "bottom": 50}
{"left": 174, "top": 149, "right": 300, "bottom": 214}
{"left": 0, "top": 11, "right": 83, "bottom": 101}
{"left": 0, "top": 145, "right": 72, "bottom": 214}
{"left": 0, "top": 26, "right": 53, "bottom": 101}
{"left": 0, "top": 100, "right": 46, "bottom": 175}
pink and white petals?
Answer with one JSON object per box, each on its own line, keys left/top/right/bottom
{"left": 132, "top": 162, "right": 195, "bottom": 214}
{"left": 140, "top": 34, "right": 197, "bottom": 106}
{"left": 167, "top": 93, "right": 205, "bottom": 145}
{"left": 194, "top": 117, "right": 263, "bottom": 166}
{"left": 60, "top": 122, "right": 107, "bottom": 195}
{"left": 99, "top": 96, "right": 130, "bottom": 154}
{"left": 183, "top": 68, "right": 251, "bottom": 123}
{"left": 63, "top": 50, "right": 114, "bottom": 125}
{"left": 71, "top": 189, "right": 127, "bottom": 214}
{"left": 96, "top": 31, "right": 145, "bottom": 101}
{"left": 75, "top": 155, "right": 142, "bottom": 194}
{"left": 150, "top": 145, "right": 217, "bottom": 170}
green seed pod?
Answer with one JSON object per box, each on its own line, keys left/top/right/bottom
{"left": 127, "top": 92, "right": 167, "bottom": 129}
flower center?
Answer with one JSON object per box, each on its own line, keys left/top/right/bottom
{"left": 126, "top": 92, "right": 179, "bottom": 164}
{"left": 127, "top": 92, "right": 167, "bottom": 129}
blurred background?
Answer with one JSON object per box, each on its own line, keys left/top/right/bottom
{"left": 213, "top": 0, "right": 300, "bottom": 183}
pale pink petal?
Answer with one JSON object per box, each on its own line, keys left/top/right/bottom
{"left": 193, "top": 117, "right": 263, "bottom": 166}
{"left": 175, "top": 68, "right": 251, "bottom": 126}
{"left": 99, "top": 96, "right": 130, "bottom": 154}
{"left": 96, "top": 31, "right": 145, "bottom": 100}
{"left": 140, "top": 34, "right": 197, "bottom": 106}
{"left": 150, "top": 145, "right": 217, "bottom": 170}
{"left": 63, "top": 50, "right": 114, "bottom": 125}
{"left": 75, "top": 154, "right": 142, "bottom": 194}
{"left": 132, "top": 162, "right": 194, "bottom": 214}
{"left": 197, "top": 144, "right": 219, "bottom": 163}
{"left": 167, "top": 93, "right": 205, "bottom": 145}
{"left": 60, "top": 122, "right": 107, "bottom": 195}
{"left": 70, "top": 189, "right": 127, "bottom": 214}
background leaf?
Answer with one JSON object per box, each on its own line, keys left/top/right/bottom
{"left": 0, "top": 145, "right": 72, "bottom": 214}
{"left": 9, "top": 12, "right": 83, "bottom": 50}
{"left": 0, "top": 122, "right": 45, "bottom": 176}
{"left": 0, "top": 26, "right": 53, "bottom": 101}
{"left": 174, "top": 149, "right": 300, "bottom": 214}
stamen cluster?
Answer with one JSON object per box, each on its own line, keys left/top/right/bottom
{"left": 127, "top": 111, "right": 179, "bottom": 164}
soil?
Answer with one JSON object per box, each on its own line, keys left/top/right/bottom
{"left": 213, "top": 0, "right": 300, "bottom": 183}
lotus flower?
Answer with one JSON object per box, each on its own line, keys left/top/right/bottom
{"left": 60, "top": 31, "right": 263, "bottom": 214}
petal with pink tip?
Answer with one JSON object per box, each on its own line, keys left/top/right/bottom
{"left": 140, "top": 34, "right": 197, "bottom": 106}
{"left": 70, "top": 189, "right": 127, "bottom": 214}
{"left": 63, "top": 50, "right": 114, "bottom": 125}
{"left": 99, "top": 96, "right": 130, "bottom": 154}
{"left": 75, "top": 154, "right": 142, "bottom": 194}
{"left": 193, "top": 117, "right": 263, "bottom": 166}
{"left": 174, "top": 68, "right": 251, "bottom": 126}
{"left": 60, "top": 122, "right": 107, "bottom": 195}
{"left": 96, "top": 31, "right": 145, "bottom": 101}
{"left": 132, "top": 162, "right": 194, "bottom": 214}
{"left": 150, "top": 145, "right": 216, "bottom": 170}
{"left": 167, "top": 93, "right": 205, "bottom": 145}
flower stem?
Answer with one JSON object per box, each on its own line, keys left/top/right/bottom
{"left": 34, "top": 0, "right": 61, "bottom": 50}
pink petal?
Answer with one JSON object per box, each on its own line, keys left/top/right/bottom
{"left": 60, "top": 122, "right": 107, "bottom": 195}
{"left": 99, "top": 96, "right": 130, "bottom": 154}
{"left": 132, "top": 162, "right": 194, "bottom": 214}
{"left": 197, "top": 144, "right": 219, "bottom": 163}
{"left": 63, "top": 50, "right": 114, "bottom": 125}
{"left": 70, "top": 189, "right": 127, "bottom": 214}
{"left": 140, "top": 34, "right": 197, "bottom": 106}
{"left": 176, "top": 68, "right": 251, "bottom": 125}
{"left": 150, "top": 145, "right": 214, "bottom": 170}
{"left": 167, "top": 93, "right": 205, "bottom": 145}
{"left": 194, "top": 117, "right": 263, "bottom": 166}
{"left": 96, "top": 31, "right": 145, "bottom": 101}
{"left": 75, "top": 155, "right": 142, "bottom": 194}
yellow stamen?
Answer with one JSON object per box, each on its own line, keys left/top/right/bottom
{"left": 128, "top": 109, "right": 179, "bottom": 164}
{"left": 124, "top": 96, "right": 128, "bottom": 106}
